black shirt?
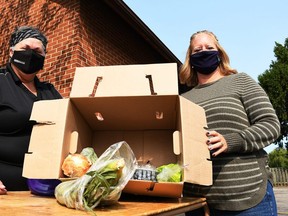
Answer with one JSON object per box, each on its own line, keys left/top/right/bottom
{"left": 0, "top": 63, "right": 62, "bottom": 191}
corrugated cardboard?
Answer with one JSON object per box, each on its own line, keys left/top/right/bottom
{"left": 23, "top": 63, "right": 212, "bottom": 197}
{"left": 70, "top": 63, "right": 178, "bottom": 97}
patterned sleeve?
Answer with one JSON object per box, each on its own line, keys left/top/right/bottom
{"left": 225, "top": 73, "right": 281, "bottom": 153}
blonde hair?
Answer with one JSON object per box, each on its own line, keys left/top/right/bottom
{"left": 179, "top": 30, "right": 237, "bottom": 87}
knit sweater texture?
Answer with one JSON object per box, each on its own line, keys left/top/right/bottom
{"left": 181, "top": 73, "right": 280, "bottom": 211}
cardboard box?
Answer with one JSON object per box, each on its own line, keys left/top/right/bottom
{"left": 23, "top": 63, "right": 212, "bottom": 198}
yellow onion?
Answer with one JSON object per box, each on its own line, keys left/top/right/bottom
{"left": 62, "top": 154, "right": 91, "bottom": 178}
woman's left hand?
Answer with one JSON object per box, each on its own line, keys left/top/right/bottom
{"left": 206, "top": 130, "right": 228, "bottom": 157}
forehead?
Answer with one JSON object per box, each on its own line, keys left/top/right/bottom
{"left": 14, "top": 38, "right": 44, "bottom": 50}
{"left": 191, "top": 33, "right": 216, "bottom": 47}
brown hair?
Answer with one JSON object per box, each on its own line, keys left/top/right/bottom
{"left": 179, "top": 30, "right": 237, "bottom": 87}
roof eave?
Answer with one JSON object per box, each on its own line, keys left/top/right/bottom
{"left": 103, "top": 0, "right": 182, "bottom": 67}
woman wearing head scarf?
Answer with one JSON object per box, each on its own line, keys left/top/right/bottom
{"left": 0, "top": 26, "right": 62, "bottom": 194}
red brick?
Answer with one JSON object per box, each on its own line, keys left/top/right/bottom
{"left": 0, "top": 0, "right": 170, "bottom": 96}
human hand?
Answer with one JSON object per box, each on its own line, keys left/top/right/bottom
{"left": 0, "top": 180, "right": 7, "bottom": 195}
{"left": 206, "top": 130, "right": 228, "bottom": 157}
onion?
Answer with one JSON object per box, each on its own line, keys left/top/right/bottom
{"left": 62, "top": 154, "right": 91, "bottom": 177}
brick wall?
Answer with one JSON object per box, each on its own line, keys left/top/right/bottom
{"left": 0, "top": 0, "right": 168, "bottom": 97}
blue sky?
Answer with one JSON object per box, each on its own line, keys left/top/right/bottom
{"left": 123, "top": 0, "right": 288, "bottom": 153}
{"left": 124, "top": 0, "right": 288, "bottom": 82}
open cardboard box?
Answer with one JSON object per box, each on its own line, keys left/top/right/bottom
{"left": 23, "top": 63, "right": 212, "bottom": 198}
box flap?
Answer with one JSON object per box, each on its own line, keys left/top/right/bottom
{"left": 70, "top": 63, "right": 178, "bottom": 97}
{"left": 23, "top": 99, "right": 69, "bottom": 178}
{"left": 179, "top": 96, "right": 212, "bottom": 186}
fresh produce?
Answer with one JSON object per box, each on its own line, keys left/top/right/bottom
{"left": 55, "top": 141, "right": 137, "bottom": 212}
{"left": 61, "top": 147, "right": 97, "bottom": 178}
{"left": 132, "top": 164, "right": 157, "bottom": 181}
{"left": 131, "top": 163, "right": 182, "bottom": 183}
{"left": 61, "top": 154, "right": 91, "bottom": 178}
{"left": 156, "top": 163, "right": 182, "bottom": 182}
{"left": 82, "top": 158, "right": 125, "bottom": 208}
{"left": 80, "top": 147, "right": 98, "bottom": 164}
{"left": 56, "top": 158, "right": 125, "bottom": 210}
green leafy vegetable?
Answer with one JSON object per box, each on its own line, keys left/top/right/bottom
{"left": 80, "top": 147, "right": 98, "bottom": 164}
{"left": 156, "top": 163, "right": 182, "bottom": 182}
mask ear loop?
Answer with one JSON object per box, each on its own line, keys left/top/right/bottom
{"left": 217, "top": 55, "right": 221, "bottom": 63}
{"left": 9, "top": 47, "right": 15, "bottom": 61}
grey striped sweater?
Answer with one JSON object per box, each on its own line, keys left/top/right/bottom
{"left": 181, "top": 72, "right": 280, "bottom": 211}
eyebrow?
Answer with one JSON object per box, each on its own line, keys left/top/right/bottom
{"left": 20, "top": 44, "right": 43, "bottom": 52}
{"left": 194, "top": 44, "right": 215, "bottom": 48}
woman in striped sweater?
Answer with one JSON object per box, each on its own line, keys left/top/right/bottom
{"left": 180, "top": 30, "right": 281, "bottom": 216}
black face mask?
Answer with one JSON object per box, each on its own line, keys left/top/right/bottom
{"left": 190, "top": 50, "right": 220, "bottom": 75}
{"left": 11, "top": 49, "right": 45, "bottom": 74}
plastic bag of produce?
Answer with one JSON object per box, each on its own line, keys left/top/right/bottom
{"left": 55, "top": 141, "right": 137, "bottom": 211}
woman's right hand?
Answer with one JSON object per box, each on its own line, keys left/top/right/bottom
{"left": 206, "top": 130, "right": 228, "bottom": 157}
{"left": 0, "top": 181, "right": 7, "bottom": 195}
